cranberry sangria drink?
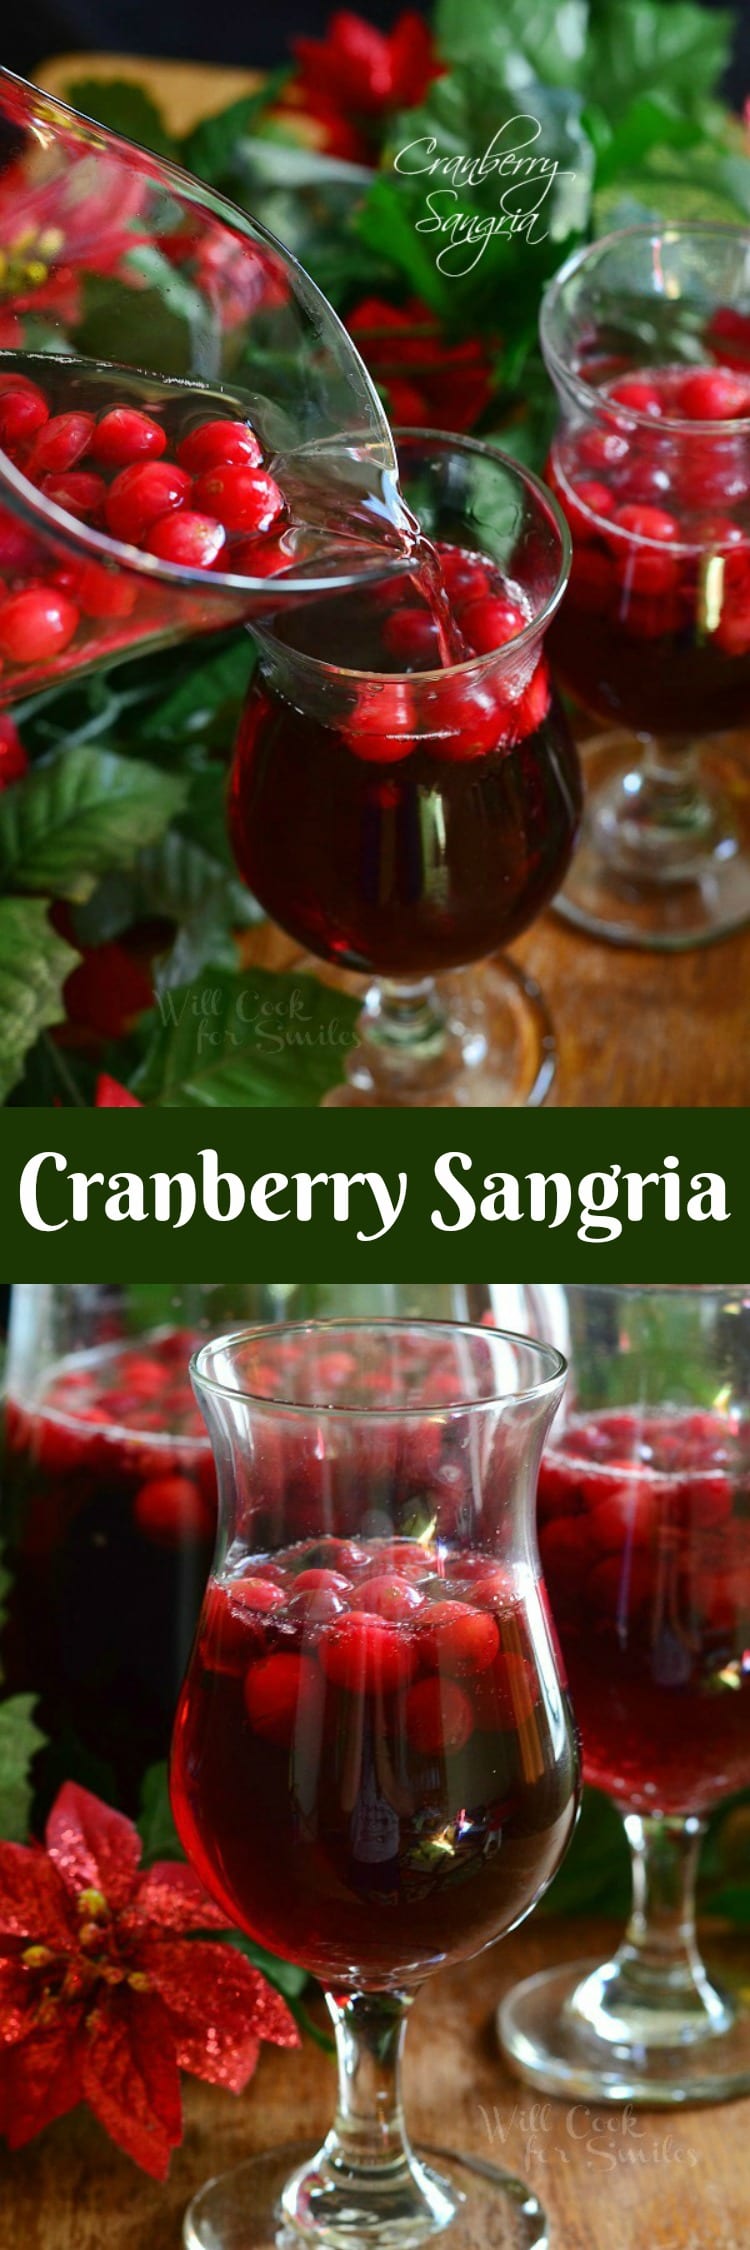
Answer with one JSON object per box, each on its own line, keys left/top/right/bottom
{"left": 230, "top": 434, "right": 580, "bottom": 1108}
{"left": 0, "top": 70, "right": 411, "bottom": 700}
{"left": 171, "top": 1319, "right": 578, "bottom": 2250}
{"left": 500, "top": 1285, "right": 750, "bottom": 2106}
{"left": 540, "top": 225, "right": 750, "bottom": 947}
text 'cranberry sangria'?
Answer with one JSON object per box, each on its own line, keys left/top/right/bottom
{"left": 229, "top": 433, "right": 580, "bottom": 1109}
{"left": 500, "top": 1283, "right": 750, "bottom": 2107}
{"left": 171, "top": 1319, "right": 578, "bottom": 2250}
{"left": 541, "top": 225, "right": 750, "bottom": 947}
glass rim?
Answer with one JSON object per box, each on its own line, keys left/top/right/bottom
{"left": 0, "top": 67, "right": 403, "bottom": 602}
{"left": 540, "top": 219, "right": 750, "bottom": 439}
{"left": 253, "top": 428, "right": 572, "bottom": 686}
{"left": 190, "top": 1316, "right": 567, "bottom": 1419}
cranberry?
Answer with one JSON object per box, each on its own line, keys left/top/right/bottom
{"left": 416, "top": 1600, "right": 499, "bottom": 1677}
{"left": 694, "top": 513, "right": 747, "bottom": 549}
{"left": 473, "top": 1650, "right": 537, "bottom": 1730}
{"left": 587, "top": 1479, "right": 656, "bottom": 1554}
{"left": 405, "top": 1675, "right": 474, "bottom": 1754}
{"left": 609, "top": 378, "right": 663, "bottom": 417}
{"left": 143, "top": 509, "right": 226, "bottom": 567}
{"left": 382, "top": 606, "right": 441, "bottom": 664}
{"left": 0, "top": 588, "right": 79, "bottom": 663}
{"left": 319, "top": 1612, "right": 416, "bottom": 1694}
{"left": 28, "top": 412, "right": 95, "bottom": 474}
{"left": 287, "top": 1585, "right": 349, "bottom": 1626}
{"left": 567, "top": 544, "right": 616, "bottom": 615}
{"left": 90, "top": 407, "right": 167, "bottom": 466}
{"left": 0, "top": 384, "right": 49, "bottom": 447}
{"left": 225, "top": 1574, "right": 285, "bottom": 1612}
{"left": 192, "top": 464, "right": 284, "bottom": 533}
{"left": 558, "top": 480, "right": 615, "bottom": 541}
{"left": 41, "top": 470, "right": 106, "bottom": 521}
{"left": 244, "top": 1652, "right": 320, "bottom": 1745}
{"left": 177, "top": 418, "right": 263, "bottom": 473}
{"left": 610, "top": 504, "right": 677, "bottom": 543}
{"left": 294, "top": 1569, "right": 351, "bottom": 1594}
{"left": 437, "top": 544, "right": 490, "bottom": 601}
{"left": 459, "top": 594, "right": 528, "bottom": 654}
{"left": 346, "top": 681, "right": 416, "bottom": 761}
{"left": 0, "top": 504, "right": 40, "bottom": 575}
{"left": 105, "top": 461, "right": 192, "bottom": 544}
{"left": 678, "top": 369, "right": 750, "bottom": 422}
{"left": 576, "top": 429, "right": 628, "bottom": 471}
{"left": 435, "top": 673, "right": 509, "bottom": 760}
{"left": 133, "top": 1474, "right": 213, "bottom": 1545}
{"left": 514, "top": 660, "right": 551, "bottom": 739}
{"left": 351, "top": 1574, "right": 423, "bottom": 1620}
{"left": 672, "top": 1472, "right": 732, "bottom": 1531}
{"left": 538, "top": 1518, "right": 589, "bottom": 1600}
{"left": 613, "top": 545, "right": 679, "bottom": 598}
{"left": 0, "top": 714, "right": 28, "bottom": 788}
{"left": 77, "top": 561, "right": 138, "bottom": 620}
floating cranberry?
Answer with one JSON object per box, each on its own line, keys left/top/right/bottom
{"left": 319, "top": 1612, "right": 416, "bottom": 1694}
{"left": 351, "top": 1573, "right": 423, "bottom": 1620}
{"left": 133, "top": 1474, "right": 212, "bottom": 1545}
{"left": 41, "top": 470, "right": 106, "bottom": 521}
{"left": 557, "top": 480, "right": 614, "bottom": 542}
{"left": 0, "top": 587, "right": 79, "bottom": 663}
{"left": 244, "top": 1652, "right": 320, "bottom": 1745}
{"left": 405, "top": 1675, "right": 474, "bottom": 1754}
{"left": 435, "top": 673, "right": 508, "bottom": 760}
{"left": 678, "top": 369, "right": 750, "bottom": 422}
{"left": 613, "top": 545, "right": 680, "bottom": 598}
{"left": 346, "top": 680, "right": 417, "bottom": 761}
{"left": 382, "top": 606, "right": 441, "bottom": 664}
{"left": 610, "top": 504, "right": 677, "bottom": 543}
{"left": 0, "top": 384, "right": 49, "bottom": 447}
{"left": 437, "top": 544, "right": 491, "bottom": 601}
{"left": 192, "top": 464, "right": 284, "bottom": 533}
{"left": 286, "top": 1584, "right": 349, "bottom": 1627}
{"left": 609, "top": 378, "right": 663, "bottom": 417}
{"left": 417, "top": 1600, "right": 499, "bottom": 1677}
{"left": 514, "top": 661, "right": 552, "bottom": 739}
{"left": 459, "top": 593, "right": 528, "bottom": 654}
{"left": 473, "top": 1650, "right": 537, "bottom": 1730}
{"left": 90, "top": 407, "right": 167, "bottom": 466}
{"left": 143, "top": 509, "right": 227, "bottom": 568}
{"left": 77, "top": 561, "right": 138, "bottom": 620}
{"left": 177, "top": 418, "right": 263, "bottom": 473}
{"left": 226, "top": 1574, "right": 286, "bottom": 1613}
{"left": 28, "top": 412, "right": 95, "bottom": 474}
{"left": 105, "top": 460, "right": 192, "bottom": 544}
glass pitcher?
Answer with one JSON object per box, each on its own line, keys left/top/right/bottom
{"left": 0, "top": 70, "right": 408, "bottom": 704}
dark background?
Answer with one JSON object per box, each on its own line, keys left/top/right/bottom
{"left": 0, "top": 0, "right": 748, "bottom": 105}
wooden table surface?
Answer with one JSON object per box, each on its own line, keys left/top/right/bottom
{"left": 5, "top": 1915, "right": 749, "bottom": 2249}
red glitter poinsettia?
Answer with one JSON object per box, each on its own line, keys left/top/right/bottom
{"left": 347, "top": 296, "right": 497, "bottom": 430}
{"left": 0, "top": 1784, "right": 298, "bottom": 2176}
{"left": 281, "top": 9, "right": 442, "bottom": 158}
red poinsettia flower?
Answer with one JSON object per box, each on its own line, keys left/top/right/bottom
{"left": 0, "top": 1783, "right": 298, "bottom": 2177}
{"left": 347, "top": 297, "right": 497, "bottom": 431}
{"left": 62, "top": 941, "right": 155, "bottom": 1042}
{"left": 293, "top": 10, "right": 441, "bottom": 122}
{"left": 95, "top": 1072, "right": 142, "bottom": 1107}
{"left": 0, "top": 153, "right": 147, "bottom": 332}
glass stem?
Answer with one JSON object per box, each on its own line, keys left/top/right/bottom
{"left": 636, "top": 734, "right": 715, "bottom": 842}
{"left": 361, "top": 979, "right": 449, "bottom": 1066}
{"left": 614, "top": 1813, "right": 732, "bottom": 2031}
{"left": 325, "top": 1991, "right": 414, "bottom": 2178}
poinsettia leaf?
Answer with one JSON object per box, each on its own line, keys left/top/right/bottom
{"left": 435, "top": 0, "right": 589, "bottom": 88}
{"left": 138, "top": 633, "right": 256, "bottom": 748}
{"left": 138, "top": 1763, "right": 184, "bottom": 1866}
{"left": 62, "top": 77, "right": 178, "bottom": 160}
{"left": 74, "top": 830, "right": 261, "bottom": 988}
{"left": 130, "top": 965, "right": 359, "bottom": 1107}
{"left": 0, "top": 900, "right": 78, "bottom": 1102}
{"left": 0, "top": 748, "right": 186, "bottom": 904}
{"left": 0, "top": 1696, "right": 46, "bottom": 1844}
{"left": 582, "top": 0, "right": 733, "bottom": 121}
{"left": 180, "top": 74, "right": 290, "bottom": 185}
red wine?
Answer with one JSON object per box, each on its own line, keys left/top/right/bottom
{"left": 538, "top": 1408, "right": 750, "bottom": 1817}
{"left": 547, "top": 362, "right": 750, "bottom": 733}
{"left": 2, "top": 1333, "right": 216, "bottom": 1810}
{"left": 171, "top": 1534, "right": 578, "bottom": 1988}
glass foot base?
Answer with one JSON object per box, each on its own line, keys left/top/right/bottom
{"left": 555, "top": 729, "right": 750, "bottom": 950}
{"left": 321, "top": 957, "right": 556, "bottom": 1108}
{"left": 498, "top": 1960, "right": 750, "bottom": 2107}
{"left": 182, "top": 2140, "right": 548, "bottom": 2250}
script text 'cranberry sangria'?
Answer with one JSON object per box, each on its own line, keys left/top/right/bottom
{"left": 230, "top": 434, "right": 580, "bottom": 1109}
{"left": 0, "top": 70, "right": 413, "bottom": 701}
{"left": 541, "top": 225, "right": 750, "bottom": 948}
{"left": 500, "top": 1284, "right": 750, "bottom": 2106}
{"left": 171, "top": 1320, "right": 578, "bottom": 2250}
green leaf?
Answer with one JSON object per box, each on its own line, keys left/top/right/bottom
{"left": 540, "top": 1786, "right": 631, "bottom": 1917}
{"left": 180, "top": 75, "right": 290, "bottom": 185}
{"left": 131, "top": 964, "right": 359, "bottom": 1107}
{"left": 75, "top": 827, "right": 260, "bottom": 988}
{"left": 0, "top": 1546, "right": 12, "bottom": 1688}
{"left": 0, "top": 747, "right": 186, "bottom": 903}
{"left": 583, "top": 0, "right": 733, "bottom": 121}
{"left": 62, "top": 77, "right": 178, "bottom": 160}
{"left": 138, "top": 1761, "right": 184, "bottom": 1864}
{"left": 0, "top": 900, "right": 78, "bottom": 1102}
{"left": 435, "top": 0, "right": 589, "bottom": 88}
{"left": 0, "top": 1695, "right": 46, "bottom": 1843}
{"left": 227, "top": 1931, "right": 309, "bottom": 1999}
{"left": 141, "top": 634, "right": 257, "bottom": 749}
{"left": 76, "top": 274, "right": 194, "bottom": 381}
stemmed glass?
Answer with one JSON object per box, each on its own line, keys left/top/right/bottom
{"left": 229, "top": 434, "right": 580, "bottom": 1108}
{"left": 170, "top": 1317, "right": 579, "bottom": 2248}
{"left": 499, "top": 1283, "right": 750, "bottom": 2104}
{"left": 0, "top": 69, "right": 405, "bottom": 701}
{"left": 541, "top": 225, "right": 750, "bottom": 948}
